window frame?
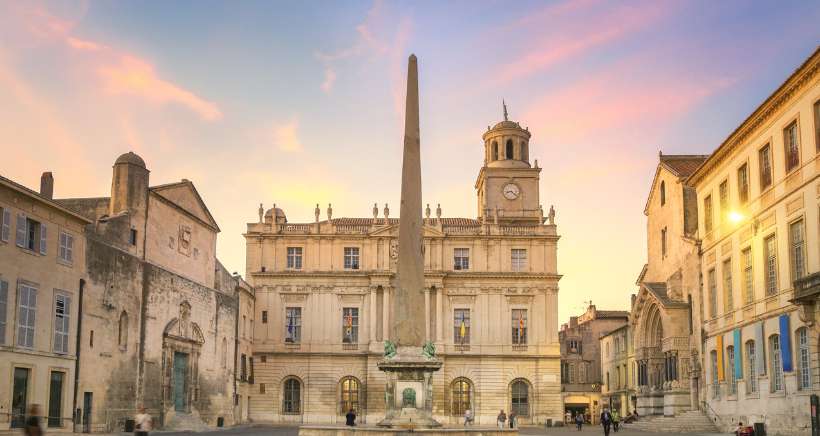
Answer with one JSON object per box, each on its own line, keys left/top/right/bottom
{"left": 783, "top": 119, "right": 801, "bottom": 173}
{"left": 704, "top": 195, "right": 714, "bottom": 234}
{"left": 661, "top": 227, "right": 667, "bottom": 257}
{"left": 453, "top": 248, "right": 470, "bottom": 271}
{"left": 710, "top": 349, "right": 720, "bottom": 399}
{"left": 789, "top": 218, "right": 807, "bottom": 282}
{"left": 286, "top": 246, "right": 303, "bottom": 270}
{"left": 53, "top": 292, "right": 71, "bottom": 354}
{"left": 342, "top": 307, "right": 359, "bottom": 344}
{"left": 708, "top": 268, "right": 717, "bottom": 319}
{"left": 741, "top": 247, "right": 753, "bottom": 305}
{"left": 58, "top": 231, "right": 74, "bottom": 264}
{"left": 763, "top": 234, "right": 778, "bottom": 296}
{"left": 737, "top": 163, "right": 749, "bottom": 205}
{"left": 722, "top": 258, "right": 733, "bottom": 313}
{"left": 745, "top": 340, "right": 757, "bottom": 394}
{"left": 511, "top": 248, "right": 527, "bottom": 272}
{"left": 284, "top": 307, "right": 302, "bottom": 343}
{"left": 16, "top": 282, "right": 37, "bottom": 348}
{"left": 814, "top": 99, "right": 820, "bottom": 152}
{"left": 510, "top": 379, "right": 530, "bottom": 416}
{"left": 727, "top": 345, "right": 736, "bottom": 395}
{"left": 660, "top": 180, "right": 666, "bottom": 206}
{"left": 0, "top": 279, "right": 8, "bottom": 345}
{"left": 282, "top": 377, "right": 302, "bottom": 414}
{"left": 453, "top": 308, "right": 471, "bottom": 345}
{"left": 450, "top": 378, "right": 472, "bottom": 416}
{"left": 718, "top": 180, "right": 729, "bottom": 225}
{"left": 339, "top": 376, "right": 361, "bottom": 414}
{"left": 1, "top": 207, "right": 11, "bottom": 243}
{"left": 769, "top": 334, "right": 784, "bottom": 392}
{"left": 343, "top": 247, "right": 360, "bottom": 270}
{"left": 798, "top": 327, "right": 811, "bottom": 390}
{"left": 758, "top": 143, "right": 773, "bottom": 190}
{"left": 511, "top": 308, "right": 528, "bottom": 345}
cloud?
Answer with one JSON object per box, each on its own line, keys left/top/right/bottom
{"left": 257, "top": 118, "right": 302, "bottom": 152}
{"left": 321, "top": 67, "right": 336, "bottom": 93}
{"left": 98, "top": 55, "right": 222, "bottom": 121}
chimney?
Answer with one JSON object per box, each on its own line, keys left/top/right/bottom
{"left": 40, "top": 172, "right": 54, "bottom": 199}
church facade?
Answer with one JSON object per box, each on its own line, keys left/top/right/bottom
{"left": 245, "top": 113, "right": 563, "bottom": 425}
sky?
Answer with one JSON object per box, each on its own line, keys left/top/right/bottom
{"left": 1, "top": 0, "right": 819, "bottom": 324}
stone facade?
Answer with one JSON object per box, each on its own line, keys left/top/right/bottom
{"left": 559, "top": 305, "right": 628, "bottom": 424}
{"left": 245, "top": 112, "right": 562, "bottom": 426}
{"left": 0, "top": 173, "right": 91, "bottom": 431}
{"left": 600, "top": 324, "right": 634, "bottom": 417}
{"left": 689, "top": 47, "right": 820, "bottom": 435}
{"left": 49, "top": 153, "right": 251, "bottom": 432}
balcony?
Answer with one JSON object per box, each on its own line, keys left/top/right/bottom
{"left": 791, "top": 272, "right": 820, "bottom": 304}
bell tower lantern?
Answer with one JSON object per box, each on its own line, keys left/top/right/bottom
{"left": 475, "top": 102, "right": 543, "bottom": 224}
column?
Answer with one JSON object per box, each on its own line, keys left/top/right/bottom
{"left": 383, "top": 288, "right": 390, "bottom": 341}
{"left": 370, "top": 287, "right": 377, "bottom": 344}
{"left": 435, "top": 288, "right": 443, "bottom": 342}
{"left": 424, "top": 289, "right": 431, "bottom": 341}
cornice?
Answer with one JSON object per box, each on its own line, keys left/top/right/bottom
{"left": 688, "top": 46, "right": 820, "bottom": 186}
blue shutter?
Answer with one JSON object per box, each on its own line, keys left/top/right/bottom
{"left": 733, "top": 328, "right": 742, "bottom": 378}
{"left": 780, "top": 314, "right": 793, "bottom": 372}
{"left": 15, "top": 213, "right": 26, "bottom": 247}
{"left": 39, "top": 223, "right": 47, "bottom": 255}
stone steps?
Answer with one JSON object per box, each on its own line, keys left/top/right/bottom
{"left": 624, "top": 410, "right": 718, "bottom": 433}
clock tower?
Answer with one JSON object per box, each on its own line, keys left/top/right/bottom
{"left": 475, "top": 103, "right": 543, "bottom": 225}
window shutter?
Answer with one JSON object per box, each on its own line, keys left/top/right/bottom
{"left": 16, "top": 213, "right": 26, "bottom": 247}
{"left": 67, "top": 235, "right": 73, "bottom": 262}
{"left": 1, "top": 209, "right": 10, "bottom": 242}
{"left": 0, "top": 280, "right": 7, "bottom": 344}
{"left": 40, "top": 223, "right": 47, "bottom": 255}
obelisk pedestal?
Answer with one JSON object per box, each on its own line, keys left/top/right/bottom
{"left": 377, "top": 54, "right": 442, "bottom": 429}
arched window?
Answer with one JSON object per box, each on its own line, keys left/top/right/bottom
{"left": 769, "top": 335, "right": 783, "bottom": 392}
{"left": 118, "top": 311, "right": 128, "bottom": 350}
{"left": 450, "top": 378, "right": 472, "bottom": 416}
{"left": 221, "top": 337, "right": 227, "bottom": 368}
{"left": 492, "top": 142, "right": 499, "bottom": 161}
{"left": 282, "top": 377, "right": 302, "bottom": 414}
{"left": 745, "top": 340, "right": 757, "bottom": 393}
{"left": 521, "top": 142, "right": 528, "bottom": 162}
{"left": 606, "top": 372, "right": 610, "bottom": 391}
{"left": 510, "top": 379, "right": 530, "bottom": 416}
{"left": 726, "top": 345, "right": 736, "bottom": 395}
{"left": 798, "top": 328, "right": 811, "bottom": 389}
{"left": 505, "top": 140, "right": 514, "bottom": 160}
{"left": 660, "top": 181, "right": 666, "bottom": 206}
{"left": 339, "top": 376, "right": 360, "bottom": 414}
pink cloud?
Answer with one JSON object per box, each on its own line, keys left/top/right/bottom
{"left": 494, "top": 2, "right": 673, "bottom": 84}
{"left": 98, "top": 55, "right": 222, "bottom": 121}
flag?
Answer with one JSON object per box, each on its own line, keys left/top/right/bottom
{"left": 518, "top": 313, "right": 524, "bottom": 342}
{"left": 345, "top": 311, "right": 353, "bottom": 339}
{"left": 286, "top": 316, "right": 294, "bottom": 341}
{"left": 459, "top": 320, "right": 466, "bottom": 343}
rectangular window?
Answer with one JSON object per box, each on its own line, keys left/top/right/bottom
{"left": 711, "top": 351, "right": 719, "bottom": 399}
{"left": 511, "top": 249, "right": 527, "bottom": 272}
{"left": 727, "top": 346, "right": 736, "bottom": 395}
{"left": 16, "top": 215, "right": 45, "bottom": 254}
{"left": 704, "top": 195, "right": 714, "bottom": 233}
{"left": 343, "top": 247, "right": 360, "bottom": 270}
{"left": 53, "top": 294, "right": 71, "bottom": 354}
{"left": 770, "top": 335, "right": 784, "bottom": 392}
{"left": 453, "top": 248, "right": 470, "bottom": 271}
{"left": 286, "top": 247, "right": 303, "bottom": 270}
{"left": 746, "top": 341, "right": 757, "bottom": 393}
{"left": 737, "top": 164, "right": 749, "bottom": 205}
{"left": 742, "top": 248, "right": 753, "bottom": 305}
{"left": 722, "top": 259, "right": 733, "bottom": 313}
{"left": 0, "top": 280, "right": 7, "bottom": 344}
{"left": 708, "top": 268, "right": 717, "bottom": 318}
{"left": 58, "top": 232, "right": 74, "bottom": 264}
{"left": 764, "top": 235, "right": 778, "bottom": 295}
{"left": 661, "top": 227, "right": 667, "bottom": 257}
{"left": 815, "top": 101, "right": 820, "bottom": 151}
{"left": 454, "top": 308, "right": 470, "bottom": 344}
{"left": 784, "top": 121, "right": 800, "bottom": 172}
{"left": 790, "top": 219, "right": 806, "bottom": 281}
{"left": 342, "top": 307, "right": 359, "bottom": 343}
{"left": 1, "top": 208, "right": 10, "bottom": 242}
{"left": 17, "top": 284, "right": 37, "bottom": 348}
{"left": 719, "top": 180, "right": 728, "bottom": 225}
{"left": 799, "top": 329, "right": 811, "bottom": 390}
{"left": 284, "top": 307, "right": 301, "bottom": 343}
{"left": 240, "top": 354, "right": 247, "bottom": 381}
{"left": 129, "top": 229, "right": 137, "bottom": 246}
{"left": 511, "top": 309, "right": 527, "bottom": 345}
{"left": 261, "top": 311, "right": 268, "bottom": 324}
{"left": 759, "top": 144, "right": 772, "bottom": 190}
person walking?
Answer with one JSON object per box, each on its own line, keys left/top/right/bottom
{"left": 575, "top": 412, "right": 584, "bottom": 431}
{"left": 612, "top": 409, "right": 620, "bottom": 432}
{"left": 345, "top": 409, "right": 356, "bottom": 426}
{"left": 509, "top": 411, "right": 516, "bottom": 429}
{"left": 134, "top": 406, "right": 152, "bottom": 436}
{"left": 497, "top": 410, "right": 507, "bottom": 430}
{"left": 600, "top": 408, "right": 612, "bottom": 436}
{"left": 463, "top": 409, "right": 473, "bottom": 427}
{"left": 23, "top": 404, "right": 42, "bottom": 436}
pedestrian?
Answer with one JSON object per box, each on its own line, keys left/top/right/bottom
{"left": 345, "top": 409, "right": 356, "bottom": 426}
{"left": 497, "top": 410, "right": 507, "bottom": 430}
{"left": 134, "top": 406, "right": 152, "bottom": 436}
{"left": 24, "top": 404, "right": 42, "bottom": 436}
{"left": 575, "top": 412, "right": 584, "bottom": 431}
{"left": 464, "top": 409, "right": 473, "bottom": 427}
{"left": 734, "top": 422, "right": 744, "bottom": 436}
{"left": 509, "top": 411, "right": 516, "bottom": 429}
{"left": 612, "top": 409, "right": 620, "bottom": 432}
{"left": 600, "top": 408, "right": 612, "bottom": 436}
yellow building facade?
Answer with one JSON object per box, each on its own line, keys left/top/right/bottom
{"left": 245, "top": 114, "right": 563, "bottom": 426}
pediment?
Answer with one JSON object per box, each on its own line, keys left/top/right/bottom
{"left": 151, "top": 181, "right": 219, "bottom": 231}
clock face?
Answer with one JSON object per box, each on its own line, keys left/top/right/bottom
{"left": 502, "top": 183, "right": 520, "bottom": 200}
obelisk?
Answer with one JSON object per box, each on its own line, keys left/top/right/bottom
{"left": 390, "top": 54, "right": 425, "bottom": 347}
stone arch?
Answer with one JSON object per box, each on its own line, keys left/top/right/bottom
{"left": 337, "top": 376, "right": 362, "bottom": 414}
{"left": 509, "top": 378, "right": 532, "bottom": 417}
